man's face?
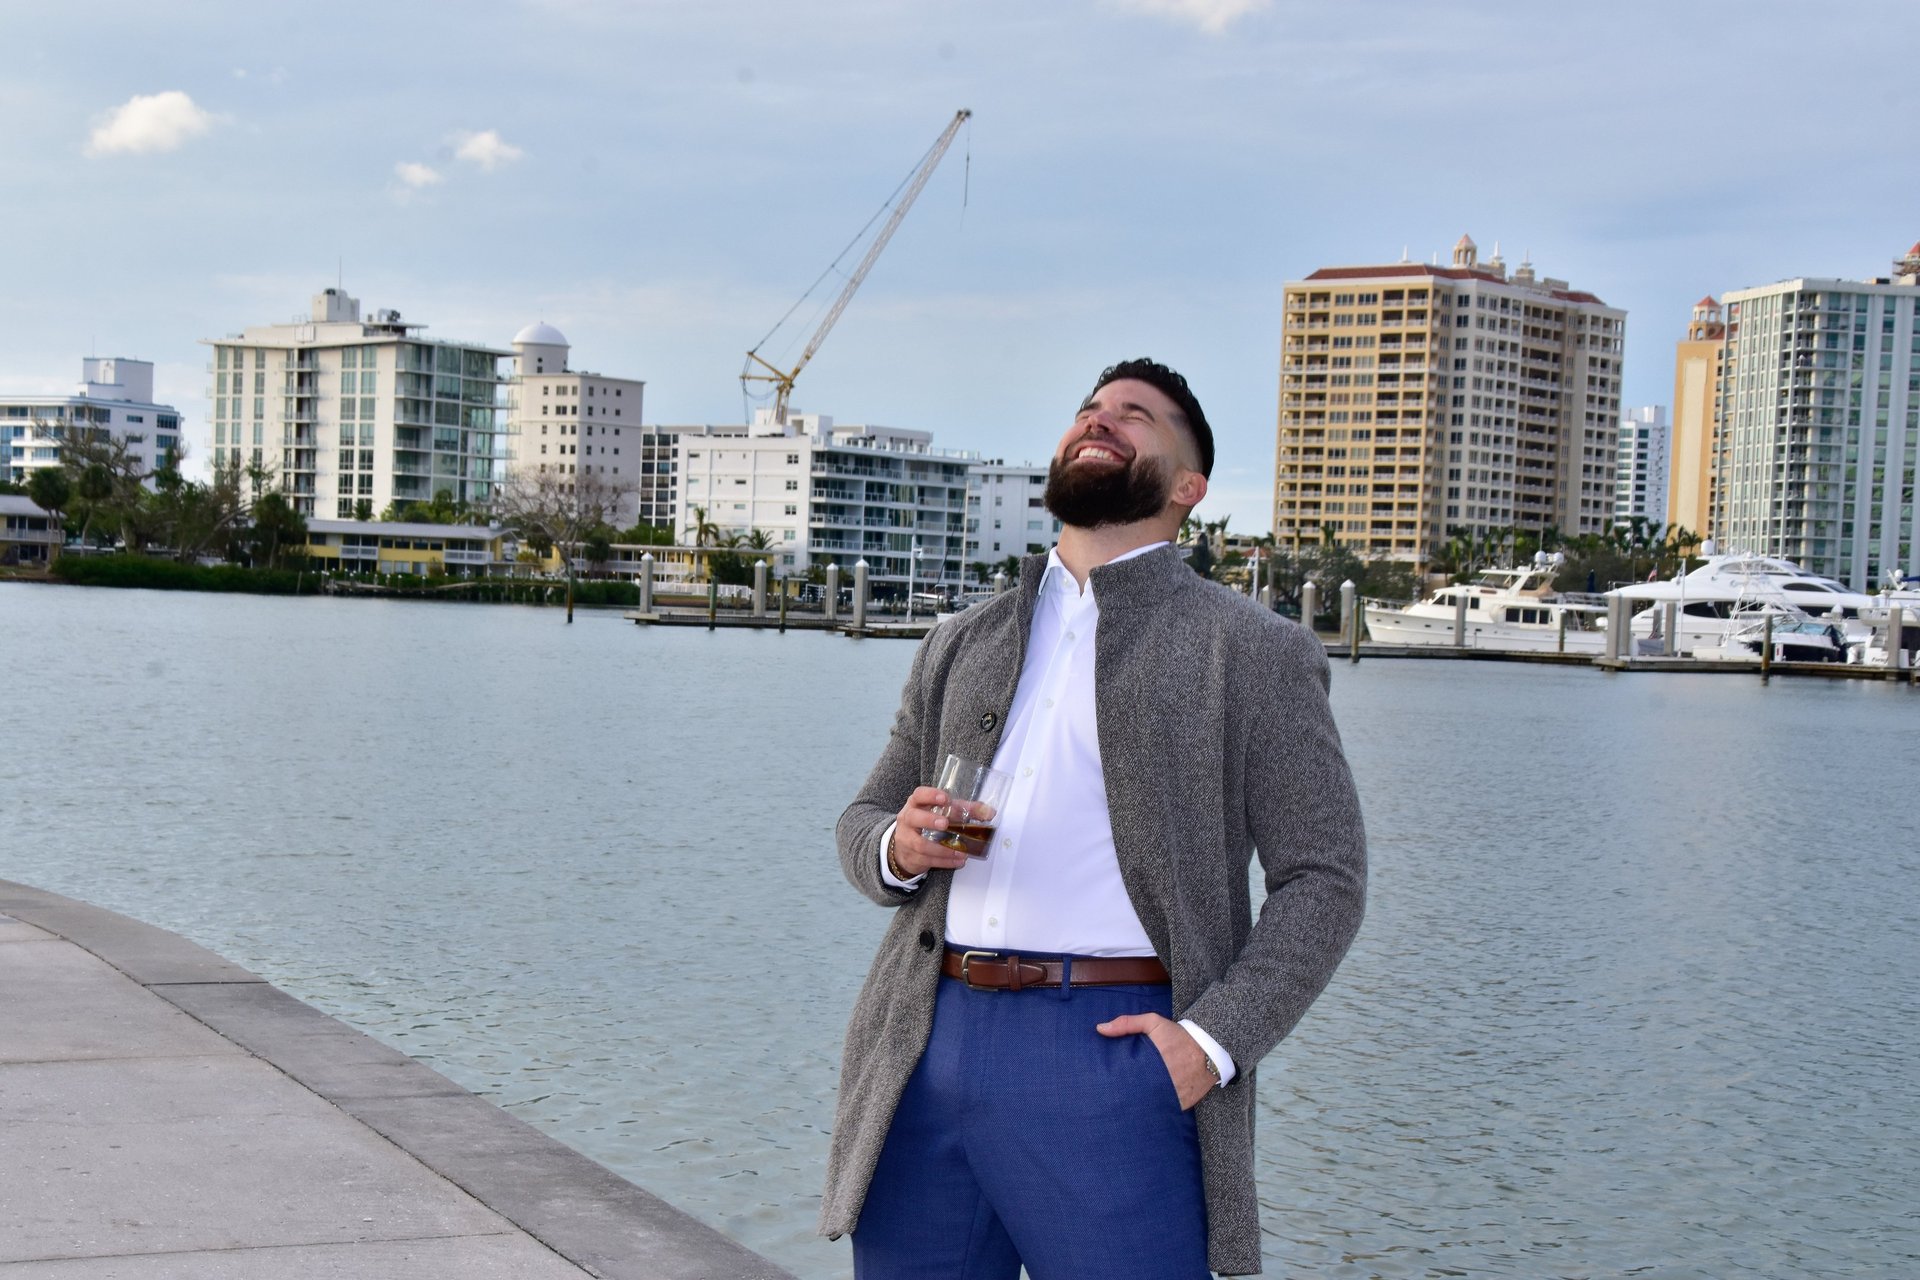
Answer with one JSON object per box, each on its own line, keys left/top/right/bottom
{"left": 1043, "top": 378, "right": 1202, "bottom": 530}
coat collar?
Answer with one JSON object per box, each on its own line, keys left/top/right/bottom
{"left": 1016, "top": 543, "right": 1191, "bottom": 618}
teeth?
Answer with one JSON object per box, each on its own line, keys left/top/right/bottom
{"left": 1076, "top": 446, "right": 1120, "bottom": 461}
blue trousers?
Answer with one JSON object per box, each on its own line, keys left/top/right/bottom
{"left": 852, "top": 965, "right": 1210, "bottom": 1280}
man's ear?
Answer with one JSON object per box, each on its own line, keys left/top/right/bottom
{"left": 1172, "top": 470, "right": 1208, "bottom": 511}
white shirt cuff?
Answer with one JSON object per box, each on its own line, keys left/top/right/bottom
{"left": 877, "top": 821, "right": 925, "bottom": 890}
{"left": 1178, "top": 1019, "right": 1236, "bottom": 1089}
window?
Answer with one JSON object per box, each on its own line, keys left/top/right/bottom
{"left": 785, "top": 479, "right": 798, "bottom": 491}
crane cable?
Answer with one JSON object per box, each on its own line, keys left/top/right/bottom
{"left": 746, "top": 124, "right": 964, "bottom": 362}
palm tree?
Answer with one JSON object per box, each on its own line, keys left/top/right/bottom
{"left": 686, "top": 505, "right": 725, "bottom": 581}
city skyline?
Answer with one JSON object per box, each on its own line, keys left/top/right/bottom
{"left": 4, "top": 0, "right": 1917, "bottom": 528}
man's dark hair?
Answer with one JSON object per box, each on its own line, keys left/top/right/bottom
{"left": 1090, "top": 358, "right": 1214, "bottom": 478}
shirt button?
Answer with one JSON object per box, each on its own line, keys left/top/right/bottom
{"left": 1022, "top": 767, "right": 1033, "bottom": 778}
{"left": 1043, "top": 697, "right": 1054, "bottom": 708}
{"left": 1065, "top": 630, "right": 1076, "bottom": 641}
{"left": 988, "top": 916, "right": 999, "bottom": 927}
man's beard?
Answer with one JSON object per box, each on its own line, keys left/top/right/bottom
{"left": 1043, "top": 453, "right": 1173, "bottom": 529}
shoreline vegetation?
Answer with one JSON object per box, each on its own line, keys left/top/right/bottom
{"left": 8, "top": 555, "right": 727, "bottom": 610}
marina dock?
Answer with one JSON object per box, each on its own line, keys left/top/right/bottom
{"left": 1320, "top": 638, "right": 1919, "bottom": 681}
{"left": 0, "top": 880, "right": 793, "bottom": 1280}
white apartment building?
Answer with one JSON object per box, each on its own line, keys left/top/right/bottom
{"left": 2, "top": 358, "right": 183, "bottom": 486}
{"left": 505, "top": 323, "right": 650, "bottom": 528}
{"left": 966, "top": 460, "right": 1059, "bottom": 567}
{"left": 203, "top": 288, "right": 510, "bottom": 519}
{"left": 673, "top": 410, "right": 972, "bottom": 593}
{"left": 1715, "top": 244, "right": 1920, "bottom": 588}
{"left": 1613, "top": 405, "right": 1670, "bottom": 528}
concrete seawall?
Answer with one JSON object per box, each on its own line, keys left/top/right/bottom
{"left": 0, "top": 879, "right": 796, "bottom": 1279}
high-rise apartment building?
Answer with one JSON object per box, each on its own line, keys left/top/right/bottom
{"left": 204, "top": 289, "right": 510, "bottom": 519}
{"left": 1713, "top": 244, "right": 1920, "bottom": 588}
{"left": 1668, "top": 297, "right": 1726, "bottom": 537}
{"left": 505, "top": 323, "right": 648, "bottom": 527}
{"left": 966, "top": 461, "right": 1059, "bottom": 567}
{"left": 673, "top": 410, "right": 971, "bottom": 592}
{"left": 1613, "top": 406, "right": 1670, "bottom": 528}
{"left": 3, "top": 358, "right": 182, "bottom": 486}
{"left": 1275, "top": 236, "right": 1625, "bottom": 564}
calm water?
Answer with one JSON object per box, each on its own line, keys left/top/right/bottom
{"left": 2, "top": 582, "right": 1916, "bottom": 1278}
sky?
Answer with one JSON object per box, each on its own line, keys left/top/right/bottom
{"left": 5, "top": 0, "right": 1919, "bottom": 528}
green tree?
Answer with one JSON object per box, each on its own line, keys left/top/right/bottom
{"left": 582, "top": 524, "right": 614, "bottom": 574}
{"left": 26, "top": 467, "right": 71, "bottom": 564}
{"left": 248, "top": 491, "right": 308, "bottom": 570}
{"left": 352, "top": 499, "right": 374, "bottom": 522}
{"left": 616, "top": 518, "right": 673, "bottom": 546}
{"left": 143, "top": 452, "right": 246, "bottom": 563}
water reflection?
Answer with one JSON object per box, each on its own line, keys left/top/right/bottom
{"left": 3, "top": 583, "right": 1915, "bottom": 1276}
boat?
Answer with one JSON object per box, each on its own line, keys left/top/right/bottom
{"left": 1609, "top": 551, "right": 1890, "bottom": 657}
{"left": 1694, "top": 615, "right": 1851, "bottom": 664}
{"left": 1362, "top": 555, "right": 1607, "bottom": 653}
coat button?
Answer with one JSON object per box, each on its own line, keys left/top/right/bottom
{"left": 918, "top": 929, "right": 936, "bottom": 951}
{"left": 980, "top": 711, "right": 998, "bottom": 731}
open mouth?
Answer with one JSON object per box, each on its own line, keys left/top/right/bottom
{"left": 1070, "top": 441, "right": 1128, "bottom": 464}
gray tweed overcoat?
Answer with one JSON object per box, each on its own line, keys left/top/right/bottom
{"left": 820, "top": 545, "right": 1367, "bottom": 1276}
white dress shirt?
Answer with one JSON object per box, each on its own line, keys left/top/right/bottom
{"left": 881, "top": 543, "right": 1235, "bottom": 1086}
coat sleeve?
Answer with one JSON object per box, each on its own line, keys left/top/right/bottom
{"left": 836, "top": 632, "right": 939, "bottom": 907}
{"left": 1180, "top": 622, "right": 1367, "bottom": 1073}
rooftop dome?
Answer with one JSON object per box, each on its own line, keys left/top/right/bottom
{"left": 512, "top": 321, "right": 569, "bottom": 347}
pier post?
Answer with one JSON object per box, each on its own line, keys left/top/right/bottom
{"left": 1887, "top": 606, "right": 1905, "bottom": 671}
{"left": 992, "top": 569, "right": 1008, "bottom": 595}
{"left": 852, "top": 560, "right": 869, "bottom": 632}
{"left": 1302, "top": 581, "right": 1320, "bottom": 636}
{"left": 638, "top": 552, "right": 653, "bottom": 615}
{"left": 1662, "top": 601, "right": 1679, "bottom": 658}
{"left": 1341, "top": 580, "right": 1359, "bottom": 663}
{"left": 1760, "top": 613, "right": 1773, "bottom": 682}
{"left": 825, "top": 564, "right": 841, "bottom": 622}
{"left": 1557, "top": 607, "right": 1567, "bottom": 654}
{"left": 1453, "top": 590, "right": 1467, "bottom": 647}
{"left": 1604, "top": 594, "right": 1625, "bottom": 664}
{"left": 778, "top": 571, "right": 789, "bottom": 633}
{"left": 752, "top": 560, "right": 769, "bottom": 618}
{"left": 707, "top": 579, "right": 717, "bottom": 631}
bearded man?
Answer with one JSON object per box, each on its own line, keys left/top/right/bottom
{"left": 820, "top": 358, "right": 1367, "bottom": 1278}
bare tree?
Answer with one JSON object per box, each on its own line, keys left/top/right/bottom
{"left": 491, "top": 467, "right": 628, "bottom": 623}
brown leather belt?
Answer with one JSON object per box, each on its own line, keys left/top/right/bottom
{"left": 942, "top": 948, "right": 1169, "bottom": 991}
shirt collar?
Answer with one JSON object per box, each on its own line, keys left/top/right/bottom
{"left": 1042, "top": 541, "right": 1171, "bottom": 600}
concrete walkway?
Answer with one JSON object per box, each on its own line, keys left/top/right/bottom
{"left": 0, "top": 880, "right": 794, "bottom": 1279}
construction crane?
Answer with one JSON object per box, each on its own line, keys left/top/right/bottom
{"left": 742, "top": 108, "right": 971, "bottom": 426}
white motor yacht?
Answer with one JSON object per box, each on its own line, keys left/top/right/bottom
{"left": 1609, "top": 552, "right": 1886, "bottom": 656}
{"left": 1363, "top": 557, "right": 1606, "bottom": 653}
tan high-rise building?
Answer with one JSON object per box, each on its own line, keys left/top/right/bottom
{"left": 1274, "top": 236, "right": 1625, "bottom": 565}
{"left": 1667, "top": 296, "right": 1726, "bottom": 538}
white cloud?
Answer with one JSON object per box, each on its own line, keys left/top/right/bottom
{"left": 1112, "top": 0, "right": 1270, "bottom": 33}
{"left": 394, "top": 161, "right": 444, "bottom": 189}
{"left": 84, "top": 90, "right": 218, "bottom": 157}
{"left": 452, "top": 129, "right": 525, "bottom": 171}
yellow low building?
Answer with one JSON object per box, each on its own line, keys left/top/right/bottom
{"left": 301, "top": 519, "right": 510, "bottom": 576}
